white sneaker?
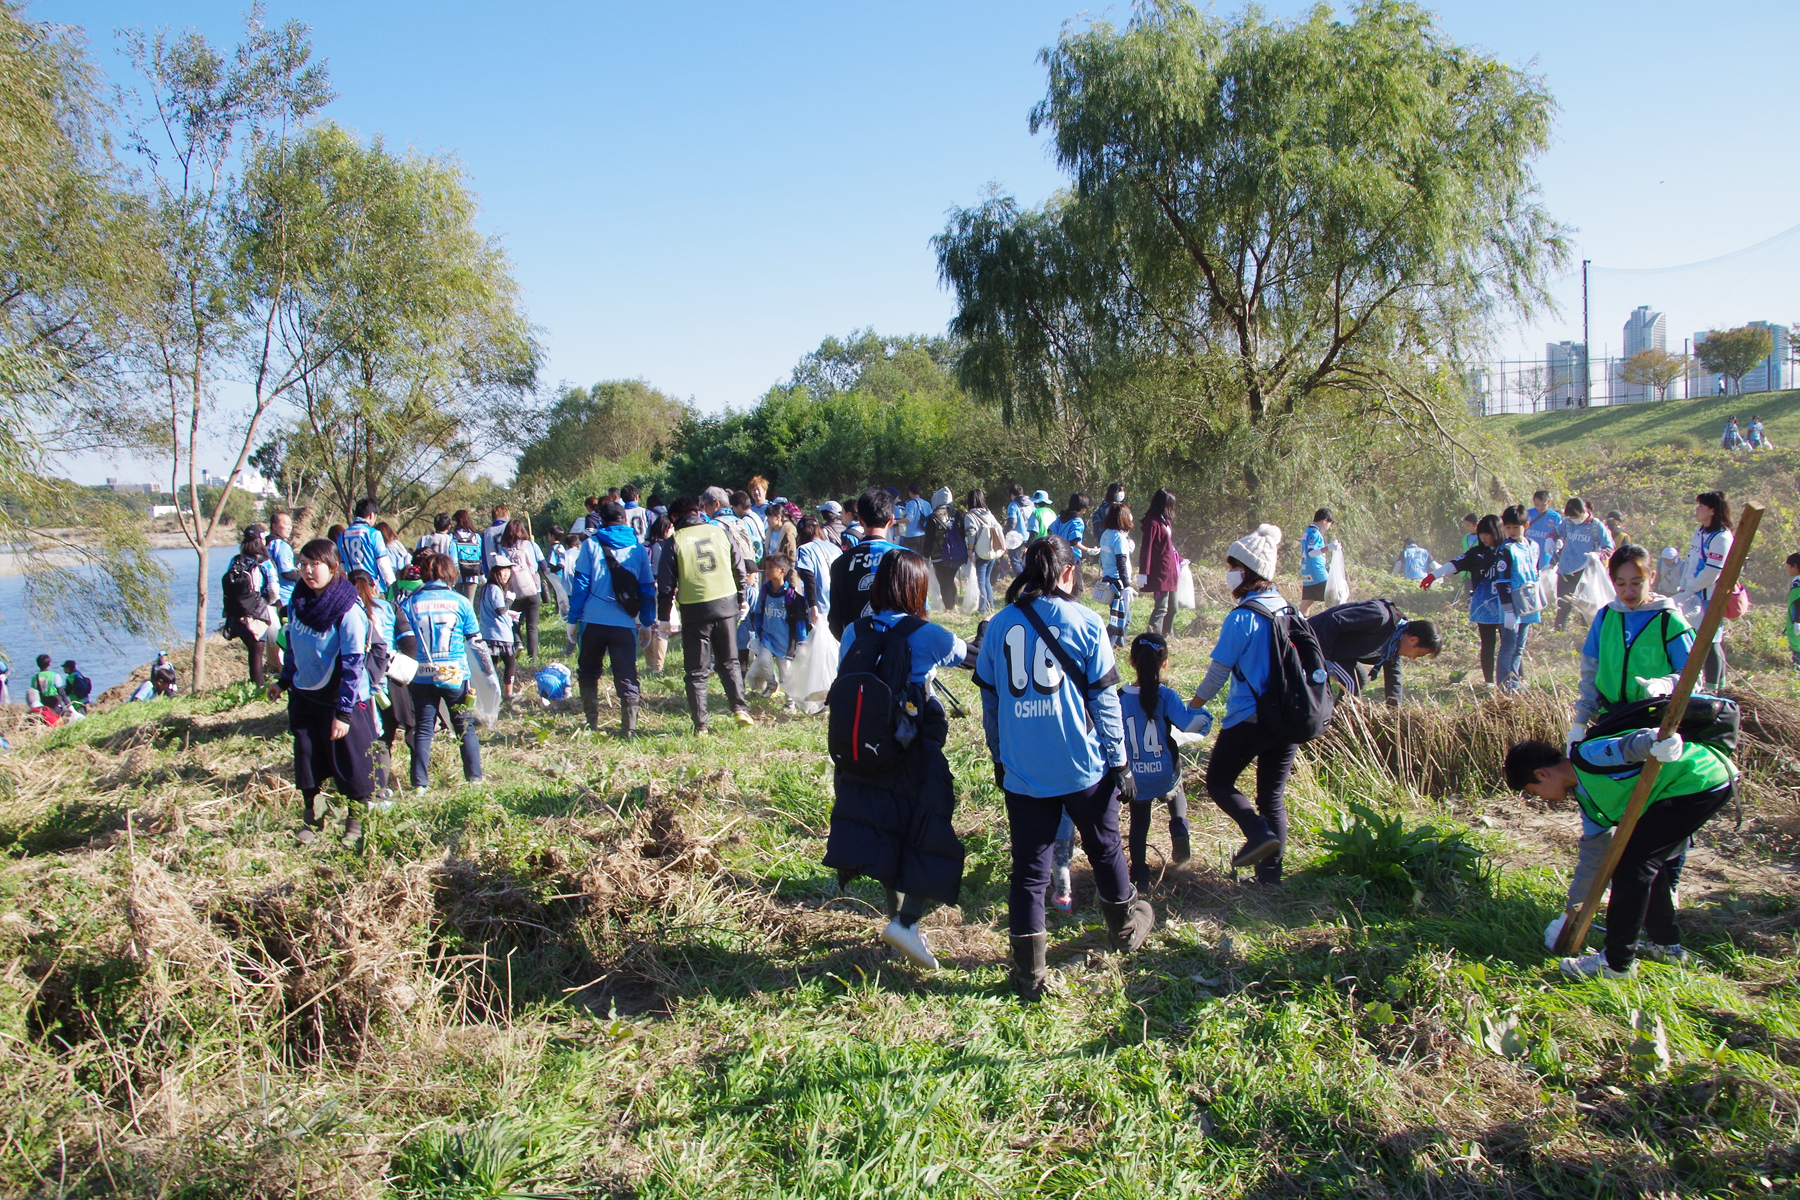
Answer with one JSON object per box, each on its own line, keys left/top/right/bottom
{"left": 1559, "top": 951, "right": 1636, "bottom": 980}
{"left": 879, "top": 919, "right": 938, "bottom": 970}
{"left": 1639, "top": 941, "right": 1692, "bottom": 966}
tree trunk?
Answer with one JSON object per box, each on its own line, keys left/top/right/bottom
{"left": 191, "top": 544, "right": 209, "bottom": 688}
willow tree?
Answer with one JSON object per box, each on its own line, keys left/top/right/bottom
{"left": 937, "top": 1, "right": 1567, "bottom": 452}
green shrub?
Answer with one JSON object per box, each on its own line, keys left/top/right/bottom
{"left": 1315, "top": 800, "right": 1484, "bottom": 905}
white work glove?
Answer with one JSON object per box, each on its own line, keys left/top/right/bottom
{"left": 1635, "top": 676, "right": 1675, "bottom": 700}
{"left": 1502, "top": 611, "right": 1519, "bottom": 631}
{"left": 1135, "top": 573, "right": 1148, "bottom": 590}
{"left": 738, "top": 601, "right": 750, "bottom": 621}
{"left": 1565, "top": 723, "right": 1586, "bottom": 753}
{"left": 1650, "top": 732, "right": 1684, "bottom": 763}
{"left": 1543, "top": 913, "right": 1566, "bottom": 951}
{"left": 1328, "top": 540, "right": 1341, "bottom": 552}
{"left": 637, "top": 626, "right": 652, "bottom": 651}
{"left": 1193, "top": 709, "right": 1214, "bottom": 737}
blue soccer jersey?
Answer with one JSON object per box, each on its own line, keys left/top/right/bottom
{"left": 1120, "top": 684, "right": 1211, "bottom": 798}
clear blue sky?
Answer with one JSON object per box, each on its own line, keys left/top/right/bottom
{"left": 40, "top": 0, "right": 1800, "bottom": 481}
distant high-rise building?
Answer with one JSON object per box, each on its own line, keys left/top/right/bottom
{"left": 1546, "top": 341, "right": 1586, "bottom": 408}
{"left": 1692, "top": 322, "right": 1789, "bottom": 395}
{"left": 1620, "top": 306, "right": 1667, "bottom": 402}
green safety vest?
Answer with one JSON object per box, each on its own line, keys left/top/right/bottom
{"left": 1788, "top": 579, "right": 1800, "bottom": 652}
{"left": 1573, "top": 739, "right": 1735, "bottom": 829}
{"left": 31, "top": 670, "right": 61, "bottom": 696}
{"left": 1031, "top": 505, "right": 1057, "bottom": 538}
{"left": 674, "top": 523, "right": 737, "bottom": 607}
{"left": 1594, "top": 606, "right": 1692, "bottom": 712}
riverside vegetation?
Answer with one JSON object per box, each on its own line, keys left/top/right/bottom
{"left": 1, "top": 560, "right": 1797, "bottom": 1198}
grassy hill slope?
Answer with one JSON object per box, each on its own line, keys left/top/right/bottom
{"left": 1495, "top": 388, "right": 1800, "bottom": 454}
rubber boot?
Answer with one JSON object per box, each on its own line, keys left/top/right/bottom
{"left": 620, "top": 697, "right": 639, "bottom": 739}
{"left": 580, "top": 678, "right": 600, "bottom": 731}
{"left": 1010, "top": 932, "right": 1048, "bottom": 1002}
{"left": 1100, "top": 886, "right": 1155, "bottom": 954}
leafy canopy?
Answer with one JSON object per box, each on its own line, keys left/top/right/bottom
{"left": 514, "top": 379, "right": 686, "bottom": 485}
{"left": 1696, "top": 325, "right": 1774, "bottom": 394}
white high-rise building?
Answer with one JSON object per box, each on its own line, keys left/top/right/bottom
{"left": 1620, "top": 306, "right": 1666, "bottom": 403}
{"left": 1546, "top": 341, "right": 1586, "bottom": 408}
{"left": 1692, "top": 322, "right": 1790, "bottom": 395}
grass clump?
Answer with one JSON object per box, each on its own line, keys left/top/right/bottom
{"left": 1315, "top": 799, "right": 1485, "bottom": 906}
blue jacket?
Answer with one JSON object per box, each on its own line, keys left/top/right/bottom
{"left": 280, "top": 603, "right": 370, "bottom": 713}
{"left": 1208, "top": 591, "right": 1293, "bottom": 729}
{"left": 1050, "top": 515, "right": 1087, "bottom": 560}
{"left": 568, "top": 523, "right": 656, "bottom": 628}
{"left": 337, "top": 520, "right": 391, "bottom": 585}
{"left": 975, "top": 595, "right": 1125, "bottom": 797}
{"left": 1301, "top": 525, "right": 1328, "bottom": 585}
{"left": 841, "top": 611, "right": 967, "bottom": 684}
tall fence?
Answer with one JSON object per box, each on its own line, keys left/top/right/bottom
{"left": 1463, "top": 355, "right": 1790, "bottom": 416}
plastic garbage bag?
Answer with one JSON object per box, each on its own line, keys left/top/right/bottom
{"left": 798, "top": 624, "right": 839, "bottom": 704}
{"left": 1175, "top": 560, "right": 1197, "bottom": 610}
{"left": 466, "top": 647, "right": 501, "bottom": 727}
{"left": 1323, "top": 545, "right": 1350, "bottom": 607}
{"left": 1570, "top": 553, "right": 1616, "bottom": 623}
{"left": 926, "top": 565, "right": 943, "bottom": 612}
{"left": 957, "top": 562, "right": 979, "bottom": 613}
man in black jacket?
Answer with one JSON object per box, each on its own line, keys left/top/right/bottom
{"left": 657, "top": 496, "right": 753, "bottom": 732}
{"left": 826, "top": 487, "right": 903, "bottom": 639}
{"left": 1307, "top": 599, "right": 1440, "bottom": 706}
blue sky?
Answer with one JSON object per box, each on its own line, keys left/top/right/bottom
{"left": 41, "top": 0, "right": 1800, "bottom": 481}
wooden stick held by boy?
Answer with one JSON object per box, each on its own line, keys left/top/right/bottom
{"left": 1551, "top": 502, "right": 1763, "bottom": 957}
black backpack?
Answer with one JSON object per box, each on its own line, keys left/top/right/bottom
{"left": 1235, "top": 603, "right": 1334, "bottom": 744}
{"left": 922, "top": 506, "right": 952, "bottom": 558}
{"left": 221, "top": 554, "right": 263, "bottom": 619}
{"left": 1585, "top": 694, "right": 1739, "bottom": 754}
{"left": 601, "top": 543, "right": 642, "bottom": 612}
{"left": 827, "top": 615, "right": 925, "bottom": 776}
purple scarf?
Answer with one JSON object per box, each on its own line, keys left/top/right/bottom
{"left": 292, "top": 575, "right": 358, "bottom": 633}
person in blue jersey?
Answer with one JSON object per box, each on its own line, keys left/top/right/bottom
{"left": 270, "top": 540, "right": 377, "bottom": 844}
{"left": 1553, "top": 496, "right": 1616, "bottom": 632}
{"left": 1119, "top": 632, "right": 1211, "bottom": 890}
{"left": 478, "top": 555, "right": 521, "bottom": 702}
{"left": 825, "top": 549, "right": 974, "bottom": 971}
{"left": 898, "top": 481, "right": 930, "bottom": 553}
{"left": 479, "top": 504, "right": 512, "bottom": 571}
{"left": 352, "top": 568, "right": 412, "bottom": 799}
{"left": 337, "top": 498, "right": 394, "bottom": 593}
{"left": 1003, "top": 483, "right": 1030, "bottom": 575}
{"left": 267, "top": 510, "right": 300, "bottom": 616}
{"left": 974, "top": 536, "right": 1154, "bottom": 1001}
{"left": 1297, "top": 508, "right": 1334, "bottom": 615}
{"left": 1187, "top": 524, "right": 1302, "bottom": 883}
{"left": 1421, "top": 515, "right": 1505, "bottom": 685}
{"left": 569, "top": 500, "right": 657, "bottom": 737}
{"left": 397, "top": 552, "right": 496, "bottom": 790}
{"left": 1393, "top": 539, "right": 1433, "bottom": 580}
{"left": 1050, "top": 493, "right": 1091, "bottom": 598}
{"left": 826, "top": 487, "right": 903, "bottom": 639}
{"left": 793, "top": 517, "right": 841, "bottom": 630}
{"left": 1099, "top": 503, "right": 1136, "bottom": 647}
{"left": 1676, "top": 491, "right": 1735, "bottom": 689}
{"left": 1525, "top": 489, "right": 1565, "bottom": 574}
{"left": 746, "top": 553, "right": 808, "bottom": 706}
{"left": 1495, "top": 505, "right": 1543, "bottom": 693}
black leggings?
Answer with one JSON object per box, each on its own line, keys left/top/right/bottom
{"left": 1205, "top": 720, "right": 1298, "bottom": 882}
{"left": 1604, "top": 786, "right": 1731, "bottom": 971}
{"left": 933, "top": 560, "right": 961, "bottom": 610}
{"left": 1476, "top": 622, "right": 1500, "bottom": 684}
{"left": 491, "top": 645, "right": 516, "bottom": 694}
{"left": 235, "top": 629, "right": 267, "bottom": 687}
{"left": 510, "top": 594, "right": 541, "bottom": 659}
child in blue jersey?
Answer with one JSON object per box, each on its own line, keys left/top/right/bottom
{"left": 1189, "top": 524, "right": 1296, "bottom": 883}
{"left": 1525, "top": 490, "right": 1565, "bottom": 573}
{"left": 974, "top": 536, "right": 1154, "bottom": 1000}
{"left": 1049, "top": 493, "right": 1090, "bottom": 598}
{"left": 748, "top": 554, "right": 809, "bottom": 705}
{"left": 397, "top": 551, "right": 496, "bottom": 790}
{"left": 1120, "top": 633, "right": 1211, "bottom": 890}
{"left": 478, "top": 556, "right": 520, "bottom": 701}
{"left": 352, "top": 570, "right": 413, "bottom": 799}
{"left": 271, "top": 540, "right": 376, "bottom": 844}
{"left": 1422, "top": 515, "right": 1505, "bottom": 685}
{"left": 1496, "top": 505, "right": 1543, "bottom": 693}
{"left": 1298, "top": 509, "right": 1334, "bottom": 614}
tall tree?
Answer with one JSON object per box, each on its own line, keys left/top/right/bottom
{"left": 1696, "top": 325, "right": 1774, "bottom": 395}
{"left": 0, "top": 2, "right": 167, "bottom": 633}
{"left": 252, "top": 126, "right": 538, "bottom": 530}
{"left": 125, "top": 7, "right": 333, "bottom": 684}
{"left": 514, "top": 379, "right": 685, "bottom": 484}
{"left": 1620, "top": 348, "right": 1687, "bottom": 402}
{"left": 937, "top": 2, "right": 1567, "bottom": 442}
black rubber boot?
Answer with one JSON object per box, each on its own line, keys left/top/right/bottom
{"left": 1100, "top": 887, "right": 1155, "bottom": 954}
{"left": 580, "top": 678, "right": 600, "bottom": 731}
{"left": 1010, "top": 932, "right": 1048, "bottom": 1002}
{"left": 620, "top": 697, "right": 639, "bottom": 739}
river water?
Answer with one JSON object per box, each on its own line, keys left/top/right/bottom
{"left": 0, "top": 547, "right": 231, "bottom": 696}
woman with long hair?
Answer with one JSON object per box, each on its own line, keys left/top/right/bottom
{"left": 271, "top": 540, "right": 378, "bottom": 843}
{"left": 1099, "top": 502, "right": 1137, "bottom": 647}
{"left": 1139, "top": 489, "right": 1180, "bottom": 637}
{"left": 222, "top": 527, "right": 279, "bottom": 687}
{"left": 1678, "top": 491, "right": 1734, "bottom": 688}
{"left": 396, "top": 551, "right": 495, "bottom": 790}
{"left": 450, "top": 509, "right": 484, "bottom": 600}
{"left": 974, "top": 536, "right": 1153, "bottom": 1000}
{"left": 823, "top": 549, "right": 972, "bottom": 972}
{"left": 499, "top": 516, "right": 544, "bottom": 660}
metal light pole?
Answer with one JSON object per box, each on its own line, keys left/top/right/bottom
{"left": 1581, "top": 259, "right": 1591, "bottom": 408}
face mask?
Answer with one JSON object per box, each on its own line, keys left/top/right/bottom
{"left": 1226, "top": 569, "right": 1245, "bottom": 591}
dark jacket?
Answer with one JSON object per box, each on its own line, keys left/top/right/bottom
{"left": 823, "top": 695, "right": 964, "bottom": 905}
{"left": 1139, "top": 515, "right": 1179, "bottom": 593}
{"left": 1308, "top": 598, "right": 1407, "bottom": 706}
{"left": 827, "top": 534, "right": 894, "bottom": 640}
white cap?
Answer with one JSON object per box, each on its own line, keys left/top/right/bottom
{"left": 1228, "top": 524, "right": 1283, "bottom": 581}
{"left": 1661, "top": 546, "right": 1680, "bottom": 560}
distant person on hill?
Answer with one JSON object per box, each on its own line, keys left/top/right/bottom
{"left": 1721, "top": 416, "right": 1742, "bottom": 451}
{"left": 1297, "top": 509, "right": 1335, "bottom": 615}
{"left": 271, "top": 539, "right": 377, "bottom": 845}
{"left": 28, "top": 653, "right": 70, "bottom": 721}
{"left": 150, "top": 651, "right": 178, "bottom": 697}
{"left": 1139, "top": 489, "right": 1181, "bottom": 638}
{"left": 1553, "top": 497, "right": 1617, "bottom": 632}
{"left": 1393, "top": 538, "right": 1433, "bottom": 580}
{"left": 1421, "top": 514, "right": 1505, "bottom": 685}
{"left": 1675, "top": 491, "right": 1734, "bottom": 689}
{"left": 60, "top": 661, "right": 92, "bottom": 709}
{"left": 0, "top": 654, "right": 9, "bottom": 705}
{"left": 1747, "top": 415, "right": 1769, "bottom": 450}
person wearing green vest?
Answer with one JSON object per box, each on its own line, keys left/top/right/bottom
{"left": 1568, "top": 544, "right": 1695, "bottom": 748}
{"left": 1027, "top": 490, "right": 1057, "bottom": 542}
{"left": 1786, "top": 551, "right": 1800, "bottom": 670}
{"left": 1506, "top": 725, "right": 1736, "bottom": 980}
{"left": 656, "top": 495, "right": 753, "bottom": 734}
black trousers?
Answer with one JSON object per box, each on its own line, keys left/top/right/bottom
{"left": 289, "top": 684, "right": 378, "bottom": 803}
{"left": 933, "top": 559, "right": 961, "bottom": 610}
{"left": 234, "top": 628, "right": 267, "bottom": 687}
{"left": 1476, "top": 622, "right": 1500, "bottom": 684}
{"left": 578, "top": 622, "right": 641, "bottom": 704}
{"left": 1006, "top": 771, "right": 1132, "bottom": 936}
{"left": 1553, "top": 571, "right": 1583, "bottom": 632}
{"left": 680, "top": 610, "right": 747, "bottom": 729}
{"left": 1605, "top": 785, "right": 1732, "bottom": 971}
{"left": 1204, "top": 719, "right": 1298, "bottom": 882}
{"left": 1128, "top": 782, "right": 1189, "bottom": 872}
{"left": 510, "top": 594, "right": 541, "bottom": 659}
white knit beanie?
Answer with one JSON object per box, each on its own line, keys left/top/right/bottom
{"left": 1228, "top": 523, "right": 1283, "bottom": 581}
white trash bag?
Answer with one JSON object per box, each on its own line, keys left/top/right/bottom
{"left": 957, "top": 561, "right": 979, "bottom": 613}
{"left": 1175, "top": 559, "right": 1197, "bottom": 610}
{"left": 1569, "top": 552, "right": 1616, "bottom": 623}
{"left": 1322, "top": 545, "right": 1350, "bottom": 607}
{"left": 926, "top": 564, "right": 943, "bottom": 612}
{"left": 798, "top": 624, "right": 839, "bottom": 704}
{"left": 745, "top": 645, "right": 781, "bottom": 694}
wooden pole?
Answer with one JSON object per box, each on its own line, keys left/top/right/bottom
{"left": 1553, "top": 502, "right": 1763, "bottom": 956}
